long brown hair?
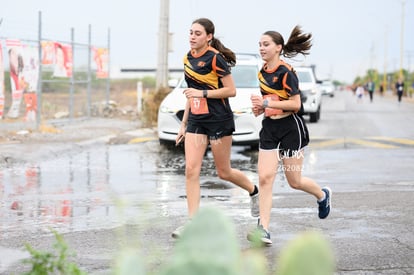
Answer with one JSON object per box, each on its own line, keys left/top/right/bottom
{"left": 192, "top": 18, "right": 236, "bottom": 66}
{"left": 263, "top": 25, "right": 312, "bottom": 59}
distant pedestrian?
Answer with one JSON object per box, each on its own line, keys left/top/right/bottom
{"left": 379, "top": 83, "right": 384, "bottom": 96}
{"left": 366, "top": 78, "right": 375, "bottom": 102}
{"left": 355, "top": 84, "right": 364, "bottom": 103}
{"left": 395, "top": 78, "right": 404, "bottom": 104}
{"left": 248, "top": 25, "right": 331, "bottom": 246}
{"left": 171, "top": 18, "right": 259, "bottom": 239}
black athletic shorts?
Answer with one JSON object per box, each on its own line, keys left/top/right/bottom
{"left": 186, "top": 119, "right": 235, "bottom": 140}
{"left": 259, "top": 114, "right": 309, "bottom": 157}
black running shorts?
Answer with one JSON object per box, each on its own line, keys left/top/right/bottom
{"left": 186, "top": 119, "right": 235, "bottom": 140}
{"left": 259, "top": 114, "right": 309, "bottom": 157}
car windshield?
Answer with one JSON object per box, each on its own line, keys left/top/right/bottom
{"left": 179, "top": 65, "right": 259, "bottom": 89}
{"left": 232, "top": 65, "right": 259, "bottom": 88}
{"left": 296, "top": 71, "right": 313, "bottom": 83}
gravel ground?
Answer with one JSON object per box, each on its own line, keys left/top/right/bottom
{"left": 0, "top": 117, "right": 144, "bottom": 165}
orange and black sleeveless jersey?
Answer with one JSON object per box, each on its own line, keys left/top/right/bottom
{"left": 183, "top": 46, "right": 233, "bottom": 123}
{"left": 258, "top": 60, "right": 300, "bottom": 99}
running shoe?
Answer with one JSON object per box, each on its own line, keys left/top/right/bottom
{"left": 250, "top": 192, "right": 259, "bottom": 217}
{"left": 171, "top": 225, "right": 185, "bottom": 239}
{"left": 247, "top": 220, "right": 272, "bottom": 246}
{"left": 171, "top": 220, "right": 191, "bottom": 239}
{"left": 318, "top": 187, "right": 332, "bottom": 219}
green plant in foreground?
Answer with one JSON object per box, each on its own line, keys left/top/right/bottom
{"left": 22, "top": 230, "right": 86, "bottom": 275}
{"left": 21, "top": 208, "right": 335, "bottom": 275}
{"left": 275, "top": 230, "right": 335, "bottom": 275}
{"left": 113, "top": 248, "right": 146, "bottom": 275}
{"left": 113, "top": 207, "right": 335, "bottom": 275}
{"left": 159, "top": 207, "right": 267, "bottom": 275}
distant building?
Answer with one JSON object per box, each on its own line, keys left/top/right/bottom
{"left": 111, "top": 66, "right": 183, "bottom": 81}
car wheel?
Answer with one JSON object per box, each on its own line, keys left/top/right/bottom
{"left": 159, "top": 139, "right": 186, "bottom": 153}
{"left": 316, "top": 105, "right": 321, "bottom": 121}
{"left": 159, "top": 139, "right": 175, "bottom": 148}
{"left": 309, "top": 112, "right": 318, "bottom": 123}
{"left": 250, "top": 142, "right": 259, "bottom": 150}
{"left": 309, "top": 106, "right": 321, "bottom": 123}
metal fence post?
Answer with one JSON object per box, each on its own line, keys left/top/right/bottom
{"left": 105, "top": 28, "right": 110, "bottom": 106}
{"left": 1, "top": 12, "right": 108, "bottom": 123}
{"left": 137, "top": 81, "right": 142, "bottom": 113}
{"left": 87, "top": 24, "right": 91, "bottom": 118}
{"left": 36, "top": 10, "right": 42, "bottom": 129}
{"left": 69, "top": 27, "right": 74, "bottom": 121}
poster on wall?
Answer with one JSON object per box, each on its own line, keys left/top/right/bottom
{"left": 53, "top": 42, "right": 72, "bottom": 78}
{"left": 0, "top": 41, "right": 5, "bottom": 119}
{"left": 93, "top": 47, "right": 109, "bottom": 79}
{"left": 5, "top": 39, "right": 39, "bottom": 120}
{"left": 6, "top": 39, "right": 25, "bottom": 119}
{"left": 23, "top": 93, "right": 37, "bottom": 122}
{"left": 21, "top": 45, "right": 39, "bottom": 93}
{"left": 41, "top": 40, "right": 55, "bottom": 65}
{"left": 21, "top": 45, "right": 39, "bottom": 122}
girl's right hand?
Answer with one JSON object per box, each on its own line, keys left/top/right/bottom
{"left": 175, "top": 134, "right": 185, "bottom": 146}
{"left": 252, "top": 106, "right": 264, "bottom": 117}
{"left": 251, "top": 95, "right": 264, "bottom": 117}
{"left": 176, "top": 125, "right": 186, "bottom": 146}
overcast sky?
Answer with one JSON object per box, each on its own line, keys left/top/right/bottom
{"left": 1, "top": 0, "right": 413, "bottom": 83}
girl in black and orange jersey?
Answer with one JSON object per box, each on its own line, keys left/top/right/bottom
{"left": 172, "top": 18, "right": 259, "bottom": 238}
{"left": 248, "top": 26, "right": 332, "bottom": 246}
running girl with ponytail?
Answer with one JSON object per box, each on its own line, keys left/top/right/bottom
{"left": 248, "top": 26, "right": 332, "bottom": 246}
{"left": 172, "top": 18, "right": 259, "bottom": 238}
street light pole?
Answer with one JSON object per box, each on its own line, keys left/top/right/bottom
{"left": 383, "top": 26, "right": 388, "bottom": 90}
{"left": 156, "top": 0, "right": 169, "bottom": 89}
{"left": 399, "top": 0, "right": 405, "bottom": 79}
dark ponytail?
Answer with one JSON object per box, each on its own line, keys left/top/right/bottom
{"left": 264, "top": 25, "right": 312, "bottom": 59}
{"left": 192, "top": 18, "right": 236, "bottom": 67}
{"left": 210, "top": 38, "right": 236, "bottom": 67}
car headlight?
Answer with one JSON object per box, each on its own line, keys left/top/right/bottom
{"left": 233, "top": 107, "right": 253, "bottom": 115}
{"left": 159, "top": 105, "right": 176, "bottom": 114}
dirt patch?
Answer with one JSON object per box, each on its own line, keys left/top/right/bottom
{"left": 0, "top": 117, "right": 144, "bottom": 166}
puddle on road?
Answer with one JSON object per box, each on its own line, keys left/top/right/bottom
{"left": 0, "top": 143, "right": 267, "bottom": 238}
{"left": 0, "top": 142, "right": 185, "bottom": 238}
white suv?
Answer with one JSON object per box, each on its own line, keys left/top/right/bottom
{"left": 157, "top": 53, "right": 263, "bottom": 148}
{"left": 295, "top": 66, "right": 322, "bottom": 123}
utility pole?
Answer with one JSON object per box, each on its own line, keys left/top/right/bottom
{"left": 383, "top": 26, "right": 388, "bottom": 90}
{"left": 156, "top": 0, "right": 169, "bottom": 89}
{"left": 369, "top": 42, "right": 376, "bottom": 80}
{"left": 399, "top": 0, "right": 405, "bottom": 79}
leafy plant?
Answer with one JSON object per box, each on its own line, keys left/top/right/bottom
{"left": 113, "top": 249, "right": 146, "bottom": 275}
{"left": 111, "top": 207, "right": 335, "bottom": 275}
{"left": 21, "top": 208, "right": 335, "bottom": 275}
{"left": 159, "top": 207, "right": 267, "bottom": 275}
{"left": 275, "top": 230, "right": 335, "bottom": 275}
{"left": 22, "top": 230, "right": 86, "bottom": 275}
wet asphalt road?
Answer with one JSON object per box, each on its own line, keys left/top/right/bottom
{"left": 1, "top": 91, "right": 414, "bottom": 274}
